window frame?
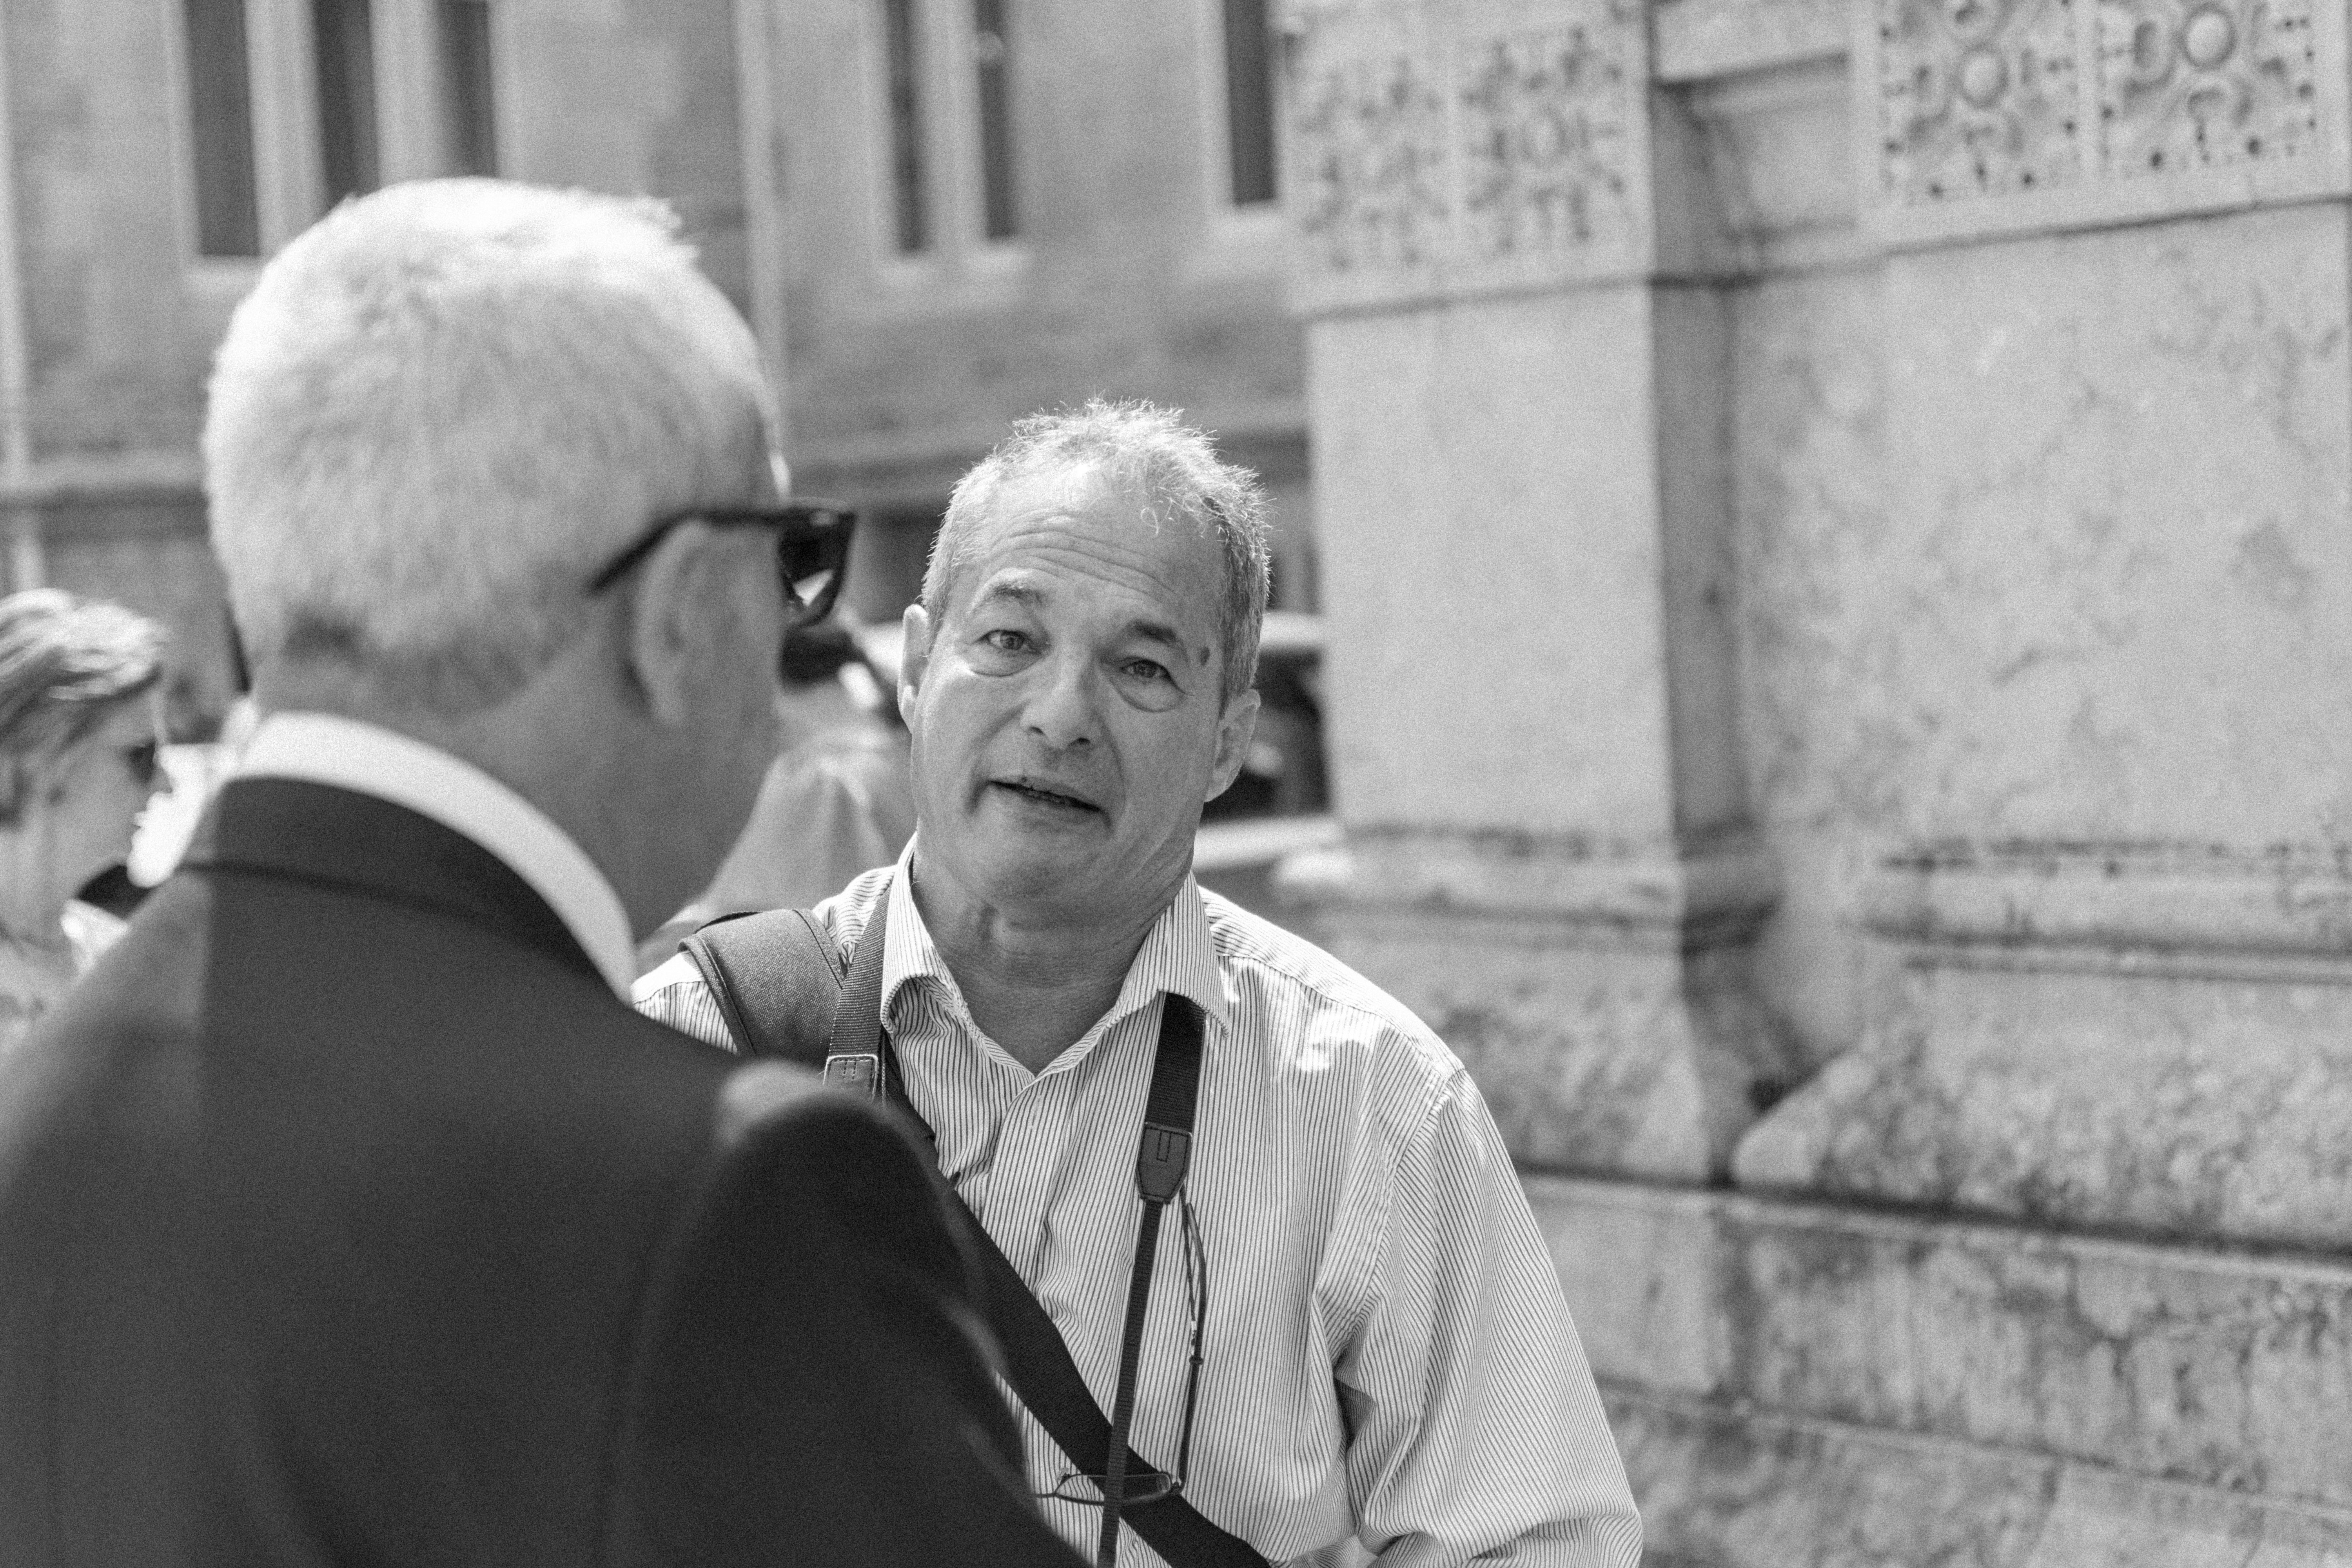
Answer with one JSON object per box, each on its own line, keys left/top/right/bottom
{"left": 859, "top": 0, "right": 1030, "bottom": 301}
{"left": 163, "top": 0, "right": 509, "bottom": 276}
{"left": 1193, "top": 0, "right": 1289, "bottom": 259}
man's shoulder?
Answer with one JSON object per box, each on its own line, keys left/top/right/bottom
{"left": 633, "top": 867, "right": 892, "bottom": 1052}
{"left": 1194, "top": 886, "right": 1465, "bottom": 1092}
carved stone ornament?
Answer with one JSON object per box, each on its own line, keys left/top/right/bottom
{"left": 1285, "top": 0, "right": 1652, "bottom": 313}
{"left": 1458, "top": 24, "right": 1636, "bottom": 260}
{"left": 1291, "top": 36, "right": 1452, "bottom": 274}
{"left": 1879, "top": 0, "right": 2084, "bottom": 201}
{"left": 1866, "top": 0, "right": 2347, "bottom": 238}
{"left": 2096, "top": 0, "right": 2319, "bottom": 176}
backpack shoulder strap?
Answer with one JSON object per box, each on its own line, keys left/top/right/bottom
{"left": 679, "top": 907, "right": 846, "bottom": 1065}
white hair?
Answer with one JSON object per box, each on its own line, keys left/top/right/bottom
{"left": 204, "top": 178, "right": 775, "bottom": 714}
{"left": 924, "top": 400, "right": 1272, "bottom": 706}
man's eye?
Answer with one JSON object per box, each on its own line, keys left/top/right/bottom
{"left": 981, "top": 629, "right": 1031, "bottom": 653}
{"left": 1124, "top": 659, "right": 1170, "bottom": 682}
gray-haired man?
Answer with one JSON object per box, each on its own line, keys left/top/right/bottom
{"left": 641, "top": 401, "right": 1642, "bottom": 1568}
{"left": 0, "top": 180, "right": 1079, "bottom": 1568}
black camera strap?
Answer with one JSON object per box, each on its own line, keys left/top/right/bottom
{"left": 683, "top": 897, "right": 1269, "bottom": 1568}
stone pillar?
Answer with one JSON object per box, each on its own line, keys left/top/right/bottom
{"left": 1277, "top": 0, "right": 1793, "bottom": 1180}
{"left": 1732, "top": 0, "right": 2352, "bottom": 1250}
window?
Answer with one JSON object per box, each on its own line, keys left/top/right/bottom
{"left": 312, "top": 0, "right": 381, "bottom": 203}
{"left": 1221, "top": 0, "right": 1277, "bottom": 207}
{"left": 882, "top": 0, "right": 930, "bottom": 253}
{"left": 181, "top": 0, "right": 261, "bottom": 256}
{"left": 971, "top": 0, "right": 1017, "bottom": 241}
{"left": 439, "top": 0, "right": 497, "bottom": 176}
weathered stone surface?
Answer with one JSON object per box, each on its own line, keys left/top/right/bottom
{"left": 1735, "top": 847, "right": 2352, "bottom": 1245}
{"left": 1283, "top": 835, "right": 1795, "bottom": 1178}
{"left": 1534, "top": 1175, "right": 2352, "bottom": 1510}
{"left": 1615, "top": 1392, "right": 2352, "bottom": 1567}
{"left": 1870, "top": 207, "right": 2352, "bottom": 850}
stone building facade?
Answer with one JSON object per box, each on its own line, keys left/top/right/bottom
{"left": 1272, "top": 0, "right": 2352, "bottom": 1559}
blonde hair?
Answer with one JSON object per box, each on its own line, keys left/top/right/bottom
{"left": 924, "top": 400, "right": 1272, "bottom": 706}
{"left": 0, "top": 590, "right": 165, "bottom": 825}
{"left": 204, "top": 178, "right": 776, "bottom": 715}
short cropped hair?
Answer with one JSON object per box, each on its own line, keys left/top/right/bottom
{"left": 0, "top": 590, "right": 165, "bottom": 825}
{"left": 922, "top": 400, "right": 1272, "bottom": 706}
{"left": 204, "top": 178, "right": 775, "bottom": 714}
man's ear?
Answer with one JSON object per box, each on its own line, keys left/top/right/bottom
{"left": 1205, "top": 688, "right": 1262, "bottom": 802}
{"left": 897, "top": 603, "right": 935, "bottom": 729}
{"left": 624, "top": 518, "right": 724, "bottom": 727}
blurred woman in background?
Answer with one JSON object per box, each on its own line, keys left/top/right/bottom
{"left": 0, "top": 589, "right": 167, "bottom": 1052}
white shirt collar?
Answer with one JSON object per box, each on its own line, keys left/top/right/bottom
{"left": 878, "top": 835, "right": 1234, "bottom": 1041}
{"left": 236, "top": 712, "right": 637, "bottom": 999}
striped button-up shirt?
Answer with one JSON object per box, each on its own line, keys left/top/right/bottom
{"left": 636, "top": 847, "right": 1641, "bottom": 1568}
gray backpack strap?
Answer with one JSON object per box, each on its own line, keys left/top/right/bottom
{"left": 679, "top": 908, "right": 846, "bottom": 1064}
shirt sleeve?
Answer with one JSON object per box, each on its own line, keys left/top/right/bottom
{"left": 1337, "top": 1062, "right": 1643, "bottom": 1568}
{"left": 634, "top": 955, "right": 741, "bottom": 1055}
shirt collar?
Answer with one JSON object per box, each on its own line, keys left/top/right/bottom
{"left": 875, "top": 835, "right": 1232, "bottom": 1044}
{"left": 236, "top": 712, "right": 637, "bottom": 999}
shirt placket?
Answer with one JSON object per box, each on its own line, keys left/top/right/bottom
{"left": 974, "top": 1050, "right": 1083, "bottom": 1283}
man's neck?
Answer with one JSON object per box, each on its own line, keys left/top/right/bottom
{"left": 909, "top": 850, "right": 1178, "bottom": 1074}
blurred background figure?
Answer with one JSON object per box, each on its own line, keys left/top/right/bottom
{"left": 0, "top": 590, "right": 166, "bottom": 1052}
{"left": 637, "top": 619, "right": 914, "bottom": 972}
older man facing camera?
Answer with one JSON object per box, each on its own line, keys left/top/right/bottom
{"left": 0, "top": 181, "right": 1079, "bottom": 1568}
{"left": 641, "top": 402, "right": 1642, "bottom": 1568}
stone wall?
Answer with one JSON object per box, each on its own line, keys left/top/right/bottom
{"left": 1274, "top": 0, "right": 2352, "bottom": 1557}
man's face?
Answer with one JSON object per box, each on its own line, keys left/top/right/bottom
{"left": 902, "top": 468, "right": 1259, "bottom": 928}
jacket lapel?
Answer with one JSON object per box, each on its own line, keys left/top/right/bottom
{"left": 178, "top": 777, "right": 604, "bottom": 985}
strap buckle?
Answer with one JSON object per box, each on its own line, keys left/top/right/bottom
{"left": 1136, "top": 1123, "right": 1191, "bottom": 1203}
{"left": 822, "top": 1052, "right": 884, "bottom": 1098}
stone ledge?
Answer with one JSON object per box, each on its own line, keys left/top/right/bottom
{"left": 1532, "top": 1175, "right": 2352, "bottom": 1512}
{"left": 1613, "top": 1388, "right": 2352, "bottom": 1568}
{"left": 1276, "top": 828, "right": 1780, "bottom": 949}
{"left": 1654, "top": 0, "right": 1847, "bottom": 85}
{"left": 1863, "top": 846, "right": 2352, "bottom": 968}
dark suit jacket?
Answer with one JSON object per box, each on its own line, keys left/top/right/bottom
{"left": 0, "top": 778, "right": 1080, "bottom": 1568}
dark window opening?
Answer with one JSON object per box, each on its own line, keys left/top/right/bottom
{"left": 312, "top": 0, "right": 380, "bottom": 204}
{"left": 439, "top": 0, "right": 497, "bottom": 176}
{"left": 183, "top": 0, "right": 261, "bottom": 256}
{"left": 1223, "top": 0, "right": 1277, "bottom": 206}
{"left": 883, "top": 0, "right": 929, "bottom": 253}
{"left": 972, "top": 0, "right": 1017, "bottom": 240}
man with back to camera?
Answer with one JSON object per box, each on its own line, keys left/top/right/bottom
{"left": 639, "top": 400, "right": 1644, "bottom": 1568}
{"left": 0, "top": 179, "right": 1081, "bottom": 1568}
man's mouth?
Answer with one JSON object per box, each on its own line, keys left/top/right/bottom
{"left": 992, "top": 778, "right": 1102, "bottom": 814}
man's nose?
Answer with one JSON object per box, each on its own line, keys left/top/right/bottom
{"left": 1021, "top": 651, "right": 1100, "bottom": 750}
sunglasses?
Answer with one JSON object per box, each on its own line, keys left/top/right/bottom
{"left": 586, "top": 501, "right": 856, "bottom": 630}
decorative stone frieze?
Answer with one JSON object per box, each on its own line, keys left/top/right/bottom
{"left": 1878, "top": 0, "right": 2083, "bottom": 201}
{"left": 1457, "top": 23, "right": 1637, "bottom": 259}
{"left": 1285, "top": 0, "right": 1668, "bottom": 312}
{"left": 1861, "top": 0, "right": 2350, "bottom": 243}
{"left": 2096, "top": 0, "right": 2319, "bottom": 178}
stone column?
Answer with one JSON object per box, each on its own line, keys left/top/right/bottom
{"left": 1277, "top": 0, "right": 1793, "bottom": 1180}
{"left": 1732, "top": 0, "right": 2352, "bottom": 1248}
